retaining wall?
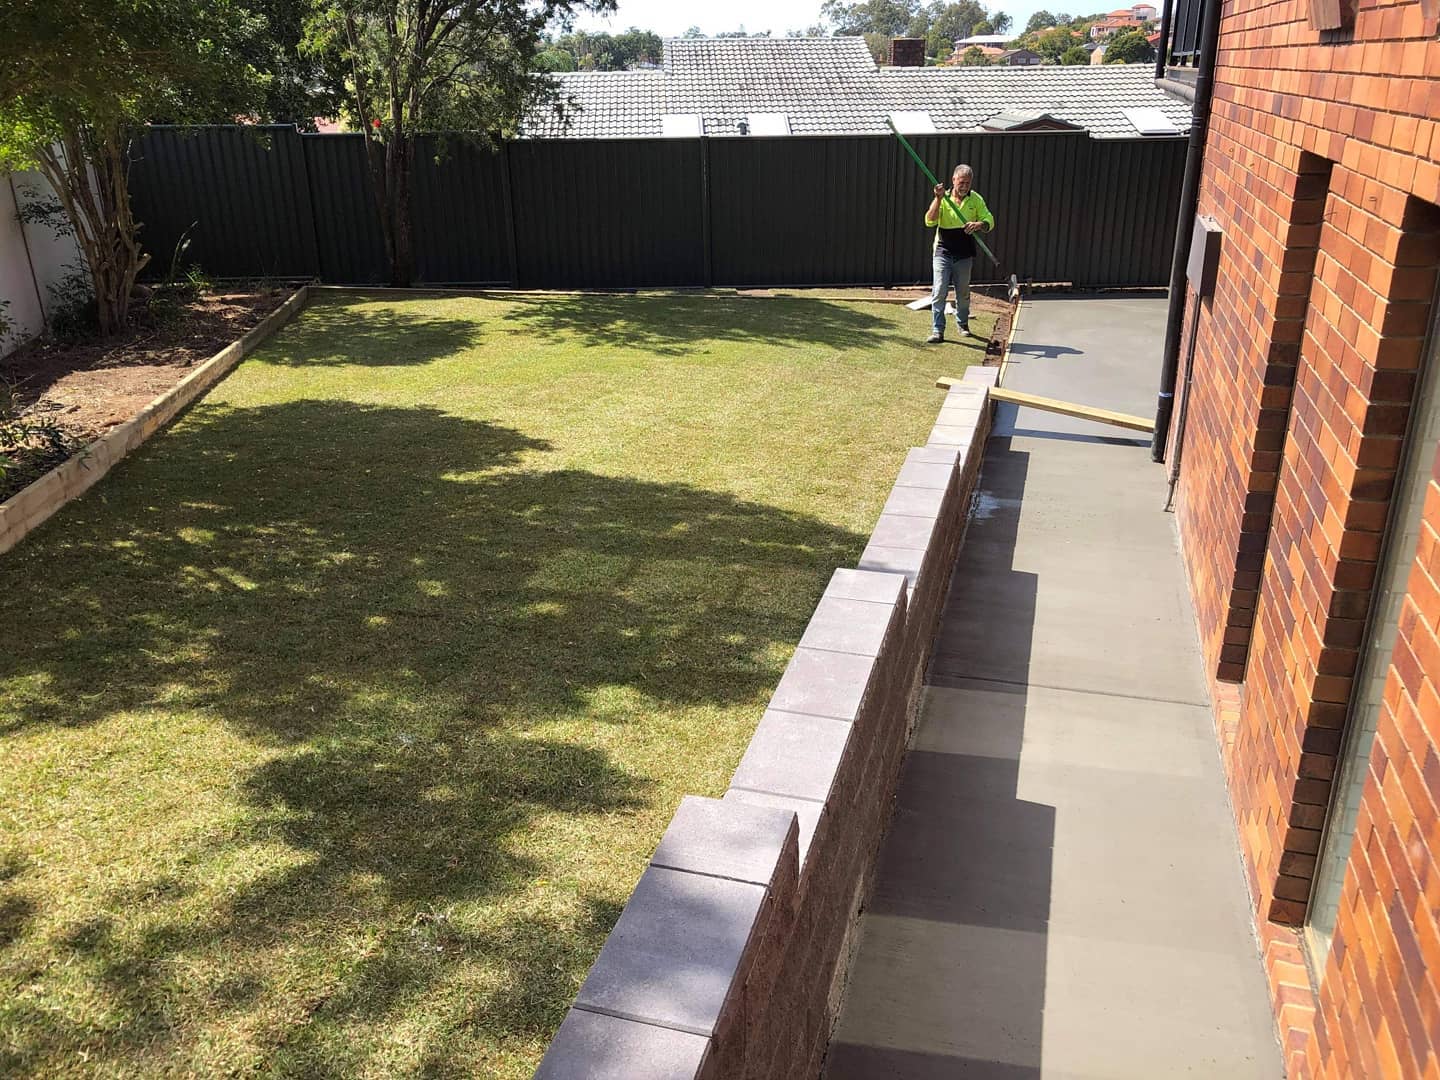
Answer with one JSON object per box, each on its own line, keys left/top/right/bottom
{"left": 535, "top": 365, "right": 999, "bottom": 1079}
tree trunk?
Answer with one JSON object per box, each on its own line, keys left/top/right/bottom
{"left": 34, "top": 124, "right": 150, "bottom": 337}
{"left": 362, "top": 132, "right": 397, "bottom": 281}
{"left": 389, "top": 136, "right": 415, "bottom": 287}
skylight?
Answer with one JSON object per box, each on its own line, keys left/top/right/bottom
{"left": 888, "top": 111, "right": 937, "bottom": 134}
{"left": 660, "top": 114, "right": 702, "bottom": 138}
{"left": 746, "top": 113, "right": 791, "bottom": 136}
{"left": 1122, "top": 107, "right": 1181, "bottom": 136}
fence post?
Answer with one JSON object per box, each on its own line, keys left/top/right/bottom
{"left": 500, "top": 141, "right": 521, "bottom": 287}
{"left": 296, "top": 132, "right": 326, "bottom": 281}
{"left": 700, "top": 136, "right": 713, "bottom": 288}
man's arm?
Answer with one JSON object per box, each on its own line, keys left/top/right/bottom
{"left": 924, "top": 183, "right": 945, "bottom": 226}
{"left": 964, "top": 193, "right": 995, "bottom": 234}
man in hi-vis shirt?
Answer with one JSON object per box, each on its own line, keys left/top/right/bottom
{"left": 923, "top": 164, "right": 994, "bottom": 344}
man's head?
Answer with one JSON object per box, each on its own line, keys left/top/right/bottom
{"left": 951, "top": 165, "right": 974, "bottom": 197}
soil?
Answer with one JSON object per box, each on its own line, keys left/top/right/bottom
{"left": 3, "top": 286, "right": 294, "bottom": 447}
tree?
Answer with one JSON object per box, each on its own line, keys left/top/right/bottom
{"left": 820, "top": 0, "right": 920, "bottom": 36}
{"left": 990, "top": 11, "right": 1012, "bottom": 33}
{"left": 241, "top": 0, "right": 348, "bottom": 127}
{"left": 545, "top": 28, "right": 662, "bottom": 71}
{"left": 0, "top": 0, "right": 264, "bottom": 335}
{"left": 1031, "top": 25, "right": 1078, "bottom": 59}
{"left": 921, "top": 1, "right": 988, "bottom": 57}
{"left": 1103, "top": 27, "right": 1154, "bottom": 62}
{"left": 535, "top": 46, "right": 576, "bottom": 71}
{"left": 1060, "top": 44, "right": 1091, "bottom": 64}
{"left": 306, "top": 0, "right": 613, "bottom": 287}
{"left": 1025, "top": 9, "right": 1057, "bottom": 33}
{"left": 957, "top": 45, "right": 991, "bottom": 64}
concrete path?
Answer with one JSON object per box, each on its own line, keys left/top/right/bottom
{"left": 823, "top": 296, "right": 1282, "bottom": 1079}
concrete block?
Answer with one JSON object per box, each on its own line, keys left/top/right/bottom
{"left": 823, "top": 568, "right": 906, "bottom": 606}
{"left": 770, "top": 647, "right": 877, "bottom": 722}
{"left": 962, "top": 365, "right": 1000, "bottom": 386}
{"left": 574, "top": 866, "right": 767, "bottom": 1036}
{"left": 880, "top": 484, "right": 945, "bottom": 520}
{"left": 946, "top": 381, "right": 988, "bottom": 397}
{"left": 906, "top": 446, "right": 961, "bottom": 467}
{"left": 926, "top": 427, "right": 972, "bottom": 449}
{"left": 535, "top": 1008, "right": 710, "bottom": 1079}
{"left": 651, "top": 795, "right": 797, "bottom": 888}
{"left": 730, "top": 709, "right": 853, "bottom": 803}
{"left": 894, "top": 459, "right": 955, "bottom": 490}
{"left": 867, "top": 513, "right": 938, "bottom": 552}
{"left": 798, "top": 595, "right": 898, "bottom": 657}
{"left": 723, "top": 789, "right": 824, "bottom": 866}
{"left": 858, "top": 543, "right": 925, "bottom": 587}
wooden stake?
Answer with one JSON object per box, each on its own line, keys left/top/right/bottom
{"left": 935, "top": 379, "right": 1155, "bottom": 433}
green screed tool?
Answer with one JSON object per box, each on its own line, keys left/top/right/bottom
{"left": 886, "top": 118, "right": 998, "bottom": 265}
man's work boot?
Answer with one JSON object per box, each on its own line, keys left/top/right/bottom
{"left": 926, "top": 332, "right": 943, "bottom": 344}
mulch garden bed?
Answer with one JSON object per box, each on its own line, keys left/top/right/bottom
{"left": 0, "top": 286, "right": 295, "bottom": 501}
{"left": 4, "top": 286, "right": 295, "bottom": 443}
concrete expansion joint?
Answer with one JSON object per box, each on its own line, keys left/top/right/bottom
{"left": 727, "top": 785, "right": 826, "bottom": 805}
{"left": 568, "top": 1002, "right": 711, "bottom": 1039}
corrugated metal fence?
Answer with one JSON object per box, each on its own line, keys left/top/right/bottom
{"left": 128, "top": 126, "right": 1186, "bottom": 288}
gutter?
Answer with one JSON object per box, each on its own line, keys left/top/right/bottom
{"left": 1151, "top": 0, "right": 1223, "bottom": 463}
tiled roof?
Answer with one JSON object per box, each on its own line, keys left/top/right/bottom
{"left": 525, "top": 37, "right": 1190, "bottom": 140}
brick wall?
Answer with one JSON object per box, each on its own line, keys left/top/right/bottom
{"left": 533, "top": 371, "right": 996, "bottom": 1078}
{"left": 1175, "top": 0, "right": 1440, "bottom": 1073}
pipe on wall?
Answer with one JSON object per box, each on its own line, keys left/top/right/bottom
{"left": 1151, "top": 0, "right": 1224, "bottom": 463}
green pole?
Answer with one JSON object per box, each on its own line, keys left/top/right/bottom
{"left": 886, "top": 119, "right": 997, "bottom": 264}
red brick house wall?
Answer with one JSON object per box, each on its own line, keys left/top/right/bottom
{"left": 1174, "top": 0, "right": 1440, "bottom": 1073}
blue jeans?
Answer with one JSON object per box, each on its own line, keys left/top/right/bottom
{"left": 931, "top": 250, "right": 973, "bottom": 336}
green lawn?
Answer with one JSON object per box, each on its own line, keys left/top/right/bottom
{"left": 0, "top": 292, "right": 988, "bottom": 1078}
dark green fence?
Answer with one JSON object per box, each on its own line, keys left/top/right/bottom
{"left": 128, "top": 125, "right": 1186, "bottom": 288}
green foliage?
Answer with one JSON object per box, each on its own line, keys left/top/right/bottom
{"left": 1030, "top": 25, "right": 1081, "bottom": 59}
{"left": 0, "top": 0, "right": 267, "bottom": 157}
{"left": 1104, "top": 27, "right": 1155, "bottom": 63}
{"left": 535, "top": 46, "right": 577, "bottom": 72}
{"left": 305, "top": 0, "right": 613, "bottom": 284}
{"left": 1061, "top": 44, "right": 1091, "bottom": 64}
{"left": 542, "top": 27, "right": 661, "bottom": 71}
{"left": 0, "top": 0, "right": 266, "bottom": 335}
{"left": 45, "top": 267, "right": 99, "bottom": 343}
{"left": 237, "top": 0, "right": 348, "bottom": 127}
{"left": 957, "top": 45, "right": 991, "bottom": 64}
{"left": 820, "top": 0, "right": 1011, "bottom": 60}
{"left": 0, "top": 380, "right": 81, "bottom": 501}
{"left": 1026, "top": 9, "right": 1057, "bottom": 33}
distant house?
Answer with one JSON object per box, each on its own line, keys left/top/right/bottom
{"left": 952, "top": 33, "right": 1017, "bottom": 49}
{"left": 996, "top": 48, "right": 1043, "bottom": 66}
{"left": 1090, "top": 15, "right": 1146, "bottom": 39}
{"left": 523, "top": 36, "right": 1189, "bottom": 140}
{"left": 1131, "top": 3, "right": 1159, "bottom": 18}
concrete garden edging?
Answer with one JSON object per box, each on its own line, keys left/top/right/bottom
{"left": 0, "top": 285, "right": 311, "bottom": 556}
{"left": 535, "top": 365, "right": 998, "bottom": 1080}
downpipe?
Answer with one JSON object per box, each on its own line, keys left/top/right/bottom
{"left": 1151, "top": 0, "right": 1224, "bottom": 464}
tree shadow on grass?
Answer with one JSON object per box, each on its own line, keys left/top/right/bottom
{"left": 257, "top": 299, "right": 486, "bottom": 366}
{"left": 0, "top": 398, "right": 867, "bottom": 1075}
{"left": 496, "top": 293, "right": 917, "bottom": 356}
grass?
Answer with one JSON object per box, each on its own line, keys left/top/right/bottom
{"left": 0, "top": 292, "right": 989, "bottom": 1078}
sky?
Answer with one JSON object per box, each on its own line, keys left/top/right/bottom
{"left": 569, "top": 0, "right": 1116, "bottom": 41}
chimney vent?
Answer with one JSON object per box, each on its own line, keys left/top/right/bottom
{"left": 888, "top": 37, "right": 926, "bottom": 66}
